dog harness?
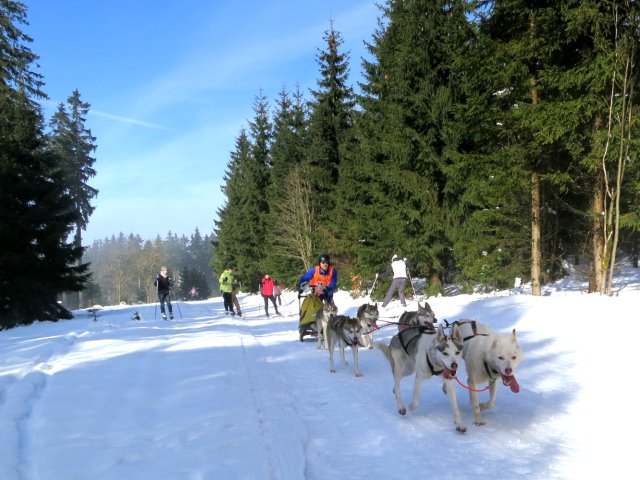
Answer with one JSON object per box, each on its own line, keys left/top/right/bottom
{"left": 397, "top": 324, "right": 435, "bottom": 355}
{"left": 445, "top": 319, "right": 488, "bottom": 342}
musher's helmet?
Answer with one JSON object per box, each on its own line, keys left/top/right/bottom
{"left": 317, "top": 254, "right": 330, "bottom": 265}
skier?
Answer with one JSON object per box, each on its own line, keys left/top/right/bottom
{"left": 260, "top": 273, "right": 281, "bottom": 317}
{"left": 381, "top": 255, "right": 408, "bottom": 308}
{"left": 219, "top": 265, "right": 236, "bottom": 316}
{"left": 154, "top": 266, "right": 174, "bottom": 320}
{"left": 232, "top": 281, "right": 242, "bottom": 317}
{"left": 274, "top": 281, "right": 282, "bottom": 306}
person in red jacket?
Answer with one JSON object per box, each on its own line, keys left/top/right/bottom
{"left": 260, "top": 273, "right": 281, "bottom": 317}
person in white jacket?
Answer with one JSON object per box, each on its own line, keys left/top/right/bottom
{"left": 382, "top": 254, "right": 408, "bottom": 308}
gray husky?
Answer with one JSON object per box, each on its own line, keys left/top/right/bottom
{"left": 316, "top": 300, "right": 338, "bottom": 350}
{"left": 356, "top": 302, "right": 379, "bottom": 349}
{"left": 458, "top": 320, "right": 522, "bottom": 426}
{"left": 397, "top": 301, "right": 437, "bottom": 331}
{"left": 376, "top": 323, "right": 467, "bottom": 432}
{"left": 326, "top": 314, "right": 363, "bottom": 377}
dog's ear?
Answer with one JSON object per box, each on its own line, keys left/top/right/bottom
{"left": 451, "top": 323, "right": 463, "bottom": 347}
{"left": 436, "top": 324, "right": 446, "bottom": 341}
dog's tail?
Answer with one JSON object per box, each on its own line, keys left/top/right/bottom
{"left": 374, "top": 342, "right": 391, "bottom": 362}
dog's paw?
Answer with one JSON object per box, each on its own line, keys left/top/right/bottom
{"left": 409, "top": 402, "right": 418, "bottom": 410}
{"left": 398, "top": 407, "right": 407, "bottom": 415}
{"left": 330, "top": 368, "right": 336, "bottom": 373}
{"left": 456, "top": 424, "right": 467, "bottom": 433}
{"left": 479, "top": 401, "right": 493, "bottom": 411}
{"left": 355, "top": 371, "right": 362, "bottom": 377}
{"left": 474, "top": 418, "right": 487, "bottom": 426}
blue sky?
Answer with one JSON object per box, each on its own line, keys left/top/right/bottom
{"left": 22, "top": 1, "right": 379, "bottom": 244}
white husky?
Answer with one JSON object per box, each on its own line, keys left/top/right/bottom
{"left": 377, "top": 323, "right": 467, "bottom": 432}
{"left": 458, "top": 320, "right": 522, "bottom": 426}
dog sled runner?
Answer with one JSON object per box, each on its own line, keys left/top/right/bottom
{"left": 298, "top": 291, "right": 323, "bottom": 342}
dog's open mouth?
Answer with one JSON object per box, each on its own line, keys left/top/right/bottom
{"left": 501, "top": 374, "right": 520, "bottom": 393}
{"left": 443, "top": 367, "right": 456, "bottom": 380}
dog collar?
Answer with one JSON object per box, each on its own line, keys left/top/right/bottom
{"left": 426, "top": 351, "right": 443, "bottom": 376}
{"left": 484, "top": 360, "right": 500, "bottom": 379}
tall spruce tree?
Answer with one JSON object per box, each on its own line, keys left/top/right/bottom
{"left": 266, "top": 85, "right": 310, "bottom": 283}
{"left": 336, "top": 0, "right": 469, "bottom": 291}
{"left": 213, "top": 123, "right": 270, "bottom": 292}
{"left": 306, "top": 22, "right": 355, "bottom": 260}
{"left": 48, "top": 89, "right": 98, "bottom": 248}
{"left": 0, "top": 0, "right": 89, "bottom": 327}
{"left": 0, "top": 0, "right": 44, "bottom": 102}
{"left": 48, "top": 90, "right": 98, "bottom": 308}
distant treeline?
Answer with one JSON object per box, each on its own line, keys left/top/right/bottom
{"left": 75, "top": 230, "right": 216, "bottom": 309}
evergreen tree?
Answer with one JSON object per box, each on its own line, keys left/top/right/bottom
{"left": 306, "top": 22, "right": 355, "bottom": 258}
{"left": 48, "top": 89, "right": 98, "bottom": 308}
{"left": 266, "top": 85, "right": 310, "bottom": 281}
{"left": 336, "top": 0, "right": 469, "bottom": 291}
{"left": 0, "top": 0, "right": 45, "bottom": 103}
{"left": 48, "top": 89, "right": 98, "bottom": 248}
{"left": 214, "top": 128, "right": 267, "bottom": 292}
{"left": 0, "top": 0, "right": 89, "bottom": 327}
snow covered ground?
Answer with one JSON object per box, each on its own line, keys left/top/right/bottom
{"left": 1, "top": 265, "right": 638, "bottom": 479}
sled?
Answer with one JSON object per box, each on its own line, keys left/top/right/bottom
{"left": 86, "top": 306, "right": 102, "bottom": 321}
{"left": 298, "top": 291, "right": 323, "bottom": 342}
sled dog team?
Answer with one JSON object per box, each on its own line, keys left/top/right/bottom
{"left": 314, "top": 300, "right": 522, "bottom": 433}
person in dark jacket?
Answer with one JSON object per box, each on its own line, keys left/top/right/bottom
{"left": 154, "top": 266, "right": 174, "bottom": 320}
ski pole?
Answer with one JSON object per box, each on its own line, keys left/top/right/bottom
{"left": 368, "top": 273, "right": 379, "bottom": 300}
{"left": 154, "top": 278, "right": 159, "bottom": 319}
{"left": 171, "top": 291, "right": 183, "bottom": 319}
{"left": 406, "top": 268, "right": 418, "bottom": 301}
{"left": 283, "top": 291, "right": 293, "bottom": 316}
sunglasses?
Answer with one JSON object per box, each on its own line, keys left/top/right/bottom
{"left": 320, "top": 260, "right": 328, "bottom": 264}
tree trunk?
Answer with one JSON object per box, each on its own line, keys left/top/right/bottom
{"left": 75, "top": 224, "right": 84, "bottom": 307}
{"left": 531, "top": 170, "right": 542, "bottom": 296}
{"left": 590, "top": 171, "right": 605, "bottom": 293}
